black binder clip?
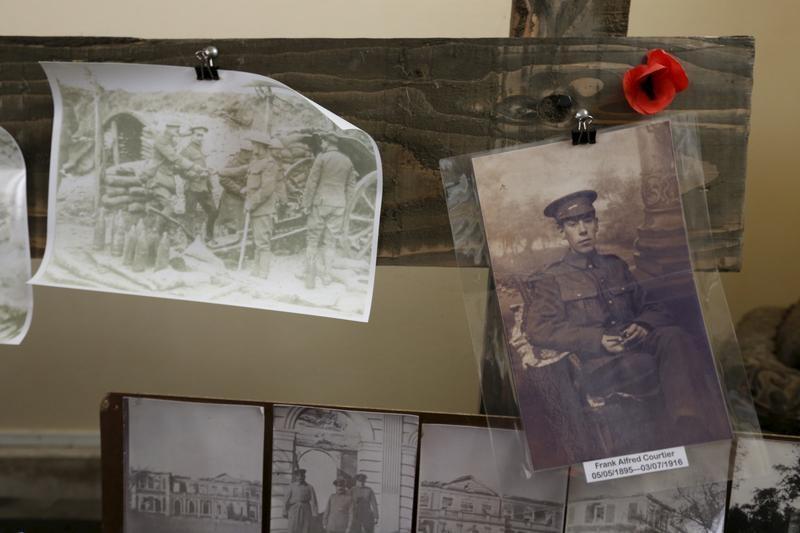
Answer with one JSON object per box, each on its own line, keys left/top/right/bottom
{"left": 571, "top": 109, "right": 596, "bottom": 145}
{"left": 195, "top": 46, "right": 219, "bottom": 81}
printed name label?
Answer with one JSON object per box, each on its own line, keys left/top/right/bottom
{"left": 583, "top": 446, "right": 689, "bottom": 483}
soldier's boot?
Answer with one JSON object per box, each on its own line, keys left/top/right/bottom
{"left": 320, "top": 246, "right": 335, "bottom": 286}
{"left": 257, "top": 250, "right": 272, "bottom": 279}
{"left": 303, "top": 248, "right": 316, "bottom": 290}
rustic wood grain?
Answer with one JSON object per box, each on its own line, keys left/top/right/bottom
{"left": 0, "top": 36, "right": 753, "bottom": 269}
{"left": 510, "top": 0, "right": 631, "bottom": 37}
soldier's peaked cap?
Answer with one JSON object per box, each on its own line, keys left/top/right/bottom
{"left": 543, "top": 190, "right": 598, "bottom": 222}
{"left": 293, "top": 468, "right": 306, "bottom": 475}
{"left": 355, "top": 473, "right": 367, "bottom": 480}
{"left": 190, "top": 125, "right": 209, "bottom": 133}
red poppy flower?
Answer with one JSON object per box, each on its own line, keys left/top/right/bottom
{"left": 623, "top": 49, "right": 689, "bottom": 115}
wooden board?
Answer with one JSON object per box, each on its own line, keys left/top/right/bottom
{"left": 0, "top": 36, "right": 754, "bottom": 269}
{"left": 510, "top": 0, "right": 631, "bottom": 37}
{"left": 100, "top": 392, "right": 524, "bottom": 533}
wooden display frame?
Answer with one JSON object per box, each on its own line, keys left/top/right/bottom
{"left": 100, "top": 392, "right": 527, "bottom": 533}
{"left": 0, "top": 35, "right": 754, "bottom": 270}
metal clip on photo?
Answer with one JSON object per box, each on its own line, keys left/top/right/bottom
{"left": 195, "top": 46, "right": 219, "bottom": 81}
{"left": 572, "top": 109, "right": 596, "bottom": 145}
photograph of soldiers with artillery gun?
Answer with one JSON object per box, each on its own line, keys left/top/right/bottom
{"left": 34, "top": 62, "right": 381, "bottom": 321}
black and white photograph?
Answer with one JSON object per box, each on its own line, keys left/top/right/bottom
{"left": 727, "top": 436, "right": 800, "bottom": 532}
{"left": 0, "top": 126, "right": 32, "bottom": 344}
{"left": 566, "top": 441, "right": 730, "bottom": 533}
{"left": 31, "top": 62, "right": 381, "bottom": 321}
{"left": 271, "top": 404, "right": 419, "bottom": 533}
{"left": 124, "top": 397, "right": 265, "bottom": 533}
{"left": 417, "top": 424, "right": 568, "bottom": 533}
{"left": 469, "top": 121, "right": 731, "bottom": 469}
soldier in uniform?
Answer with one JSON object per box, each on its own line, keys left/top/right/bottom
{"left": 300, "top": 132, "right": 358, "bottom": 289}
{"left": 323, "top": 478, "right": 353, "bottom": 533}
{"left": 525, "top": 190, "right": 716, "bottom": 441}
{"left": 215, "top": 141, "right": 253, "bottom": 236}
{"left": 141, "top": 123, "right": 198, "bottom": 218}
{"left": 179, "top": 125, "right": 216, "bottom": 241}
{"left": 349, "top": 473, "right": 378, "bottom": 533}
{"left": 284, "top": 469, "right": 318, "bottom": 533}
{"left": 217, "top": 132, "right": 285, "bottom": 278}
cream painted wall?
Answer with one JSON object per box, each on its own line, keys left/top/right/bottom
{"left": 627, "top": 0, "right": 800, "bottom": 322}
{"left": 0, "top": 0, "right": 793, "bottom": 432}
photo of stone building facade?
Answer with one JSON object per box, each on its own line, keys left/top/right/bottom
{"left": 271, "top": 404, "right": 419, "bottom": 533}
{"left": 124, "top": 397, "right": 264, "bottom": 533}
{"left": 417, "top": 476, "right": 563, "bottom": 533}
{"left": 416, "top": 425, "right": 567, "bottom": 533}
{"left": 565, "top": 494, "right": 687, "bottom": 533}
{"left": 128, "top": 470, "right": 262, "bottom": 522}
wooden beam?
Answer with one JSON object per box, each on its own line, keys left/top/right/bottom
{"left": 0, "top": 36, "right": 753, "bottom": 270}
{"left": 510, "top": 0, "right": 631, "bottom": 37}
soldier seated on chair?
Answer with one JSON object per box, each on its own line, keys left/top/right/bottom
{"left": 524, "top": 189, "right": 714, "bottom": 441}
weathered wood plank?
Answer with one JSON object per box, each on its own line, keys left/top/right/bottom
{"left": 0, "top": 36, "right": 753, "bottom": 269}
{"left": 510, "top": 0, "right": 631, "bottom": 37}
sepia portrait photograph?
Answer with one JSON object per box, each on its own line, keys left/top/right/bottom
{"left": 32, "top": 62, "right": 381, "bottom": 321}
{"left": 0, "top": 126, "right": 32, "bottom": 344}
{"left": 728, "top": 436, "right": 800, "bottom": 532}
{"left": 124, "top": 397, "right": 265, "bottom": 533}
{"left": 471, "top": 121, "right": 731, "bottom": 469}
{"left": 566, "top": 440, "right": 730, "bottom": 533}
{"left": 271, "top": 404, "right": 419, "bottom": 533}
{"left": 417, "top": 424, "right": 568, "bottom": 533}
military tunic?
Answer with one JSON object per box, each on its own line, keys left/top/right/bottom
{"left": 323, "top": 492, "right": 352, "bottom": 533}
{"left": 141, "top": 132, "right": 196, "bottom": 207}
{"left": 526, "top": 250, "right": 714, "bottom": 425}
{"left": 216, "top": 151, "right": 251, "bottom": 233}
{"left": 350, "top": 485, "right": 378, "bottom": 533}
{"left": 284, "top": 481, "right": 318, "bottom": 533}
{"left": 218, "top": 154, "right": 285, "bottom": 252}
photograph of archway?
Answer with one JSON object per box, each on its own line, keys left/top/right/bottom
{"left": 124, "top": 397, "right": 264, "bottom": 533}
{"left": 271, "top": 404, "right": 419, "bottom": 533}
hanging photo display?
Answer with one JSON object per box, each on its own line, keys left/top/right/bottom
{"left": 0, "top": 127, "right": 32, "bottom": 344}
{"left": 417, "top": 424, "right": 568, "bottom": 533}
{"left": 465, "top": 121, "right": 731, "bottom": 469}
{"left": 123, "top": 397, "right": 265, "bottom": 533}
{"left": 32, "top": 62, "right": 381, "bottom": 321}
{"left": 271, "top": 404, "right": 419, "bottom": 533}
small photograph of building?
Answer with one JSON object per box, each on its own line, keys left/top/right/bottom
{"left": 416, "top": 424, "right": 568, "bottom": 533}
{"left": 270, "top": 404, "right": 419, "bottom": 533}
{"left": 566, "top": 493, "right": 689, "bottom": 532}
{"left": 128, "top": 470, "right": 262, "bottom": 523}
{"left": 124, "top": 397, "right": 264, "bottom": 533}
{"left": 566, "top": 441, "right": 730, "bottom": 533}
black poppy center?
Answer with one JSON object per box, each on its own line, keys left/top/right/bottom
{"left": 641, "top": 75, "right": 657, "bottom": 101}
